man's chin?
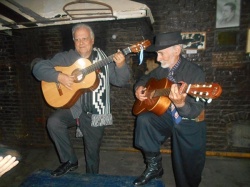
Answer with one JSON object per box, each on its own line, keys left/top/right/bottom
{"left": 161, "top": 63, "right": 169, "bottom": 68}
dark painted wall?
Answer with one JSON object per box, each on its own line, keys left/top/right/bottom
{"left": 0, "top": 0, "right": 249, "bottom": 153}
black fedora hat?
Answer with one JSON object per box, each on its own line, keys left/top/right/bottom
{"left": 146, "top": 31, "right": 184, "bottom": 52}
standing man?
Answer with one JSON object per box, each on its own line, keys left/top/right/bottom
{"left": 33, "top": 23, "right": 130, "bottom": 176}
{"left": 133, "top": 32, "right": 206, "bottom": 187}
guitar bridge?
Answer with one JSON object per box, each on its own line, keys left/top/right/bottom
{"left": 56, "top": 83, "right": 63, "bottom": 96}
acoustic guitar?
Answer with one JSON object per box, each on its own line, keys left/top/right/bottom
{"left": 132, "top": 78, "right": 222, "bottom": 116}
{"left": 41, "top": 40, "right": 151, "bottom": 108}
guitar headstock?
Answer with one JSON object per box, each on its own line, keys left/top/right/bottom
{"left": 129, "top": 40, "right": 151, "bottom": 53}
{"left": 187, "top": 83, "right": 222, "bottom": 103}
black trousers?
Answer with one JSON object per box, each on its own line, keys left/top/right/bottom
{"left": 134, "top": 111, "right": 206, "bottom": 187}
{"left": 47, "top": 109, "right": 105, "bottom": 174}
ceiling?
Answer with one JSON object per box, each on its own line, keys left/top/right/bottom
{"left": 0, "top": 0, "right": 154, "bottom": 31}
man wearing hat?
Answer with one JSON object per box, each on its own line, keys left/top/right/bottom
{"left": 133, "top": 31, "right": 206, "bottom": 186}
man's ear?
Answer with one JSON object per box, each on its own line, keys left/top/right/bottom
{"left": 174, "top": 45, "right": 182, "bottom": 55}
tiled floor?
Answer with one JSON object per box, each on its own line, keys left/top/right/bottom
{"left": 1, "top": 146, "right": 250, "bottom": 187}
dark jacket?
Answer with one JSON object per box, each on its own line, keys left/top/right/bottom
{"left": 33, "top": 49, "right": 130, "bottom": 87}
{"left": 134, "top": 56, "right": 205, "bottom": 119}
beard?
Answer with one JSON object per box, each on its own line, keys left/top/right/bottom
{"left": 160, "top": 61, "right": 170, "bottom": 68}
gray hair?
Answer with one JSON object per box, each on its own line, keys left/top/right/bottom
{"left": 172, "top": 44, "right": 183, "bottom": 53}
{"left": 224, "top": 2, "right": 236, "bottom": 11}
{"left": 72, "top": 23, "right": 95, "bottom": 40}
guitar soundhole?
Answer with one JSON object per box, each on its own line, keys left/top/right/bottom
{"left": 72, "top": 69, "right": 85, "bottom": 83}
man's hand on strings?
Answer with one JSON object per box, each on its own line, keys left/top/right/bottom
{"left": 135, "top": 86, "right": 148, "bottom": 101}
{"left": 57, "top": 72, "right": 75, "bottom": 90}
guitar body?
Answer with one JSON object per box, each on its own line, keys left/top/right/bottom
{"left": 41, "top": 58, "right": 99, "bottom": 108}
{"left": 133, "top": 77, "right": 222, "bottom": 116}
{"left": 40, "top": 40, "right": 151, "bottom": 108}
{"left": 133, "top": 78, "right": 172, "bottom": 116}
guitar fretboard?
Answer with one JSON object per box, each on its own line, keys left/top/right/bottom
{"left": 153, "top": 88, "right": 171, "bottom": 98}
{"left": 81, "top": 47, "right": 131, "bottom": 76}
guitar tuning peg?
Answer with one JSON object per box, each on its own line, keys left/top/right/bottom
{"left": 207, "top": 99, "right": 212, "bottom": 103}
{"left": 196, "top": 97, "right": 199, "bottom": 102}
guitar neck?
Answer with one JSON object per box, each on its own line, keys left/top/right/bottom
{"left": 82, "top": 47, "right": 131, "bottom": 75}
{"left": 152, "top": 83, "right": 188, "bottom": 98}
{"left": 153, "top": 82, "right": 222, "bottom": 101}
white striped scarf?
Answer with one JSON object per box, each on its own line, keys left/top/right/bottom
{"left": 70, "top": 47, "right": 112, "bottom": 127}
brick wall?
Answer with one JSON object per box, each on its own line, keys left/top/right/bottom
{"left": 0, "top": 0, "right": 250, "bottom": 153}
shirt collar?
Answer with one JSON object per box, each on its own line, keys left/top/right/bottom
{"left": 169, "top": 57, "right": 181, "bottom": 73}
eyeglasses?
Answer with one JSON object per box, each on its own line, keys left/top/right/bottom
{"left": 74, "top": 37, "right": 90, "bottom": 43}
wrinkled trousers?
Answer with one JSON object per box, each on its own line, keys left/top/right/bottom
{"left": 134, "top": 111, "right": 206, "bottom": 187}
{"left": 47, "top": 109, "right": 105, "bottom": 174}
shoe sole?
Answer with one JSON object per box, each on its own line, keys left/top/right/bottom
{"left": 51, "top": 165, "right": 78, "bottom": 177}
{"left": 70, "top": 165, "right": 78, "bottom": 171}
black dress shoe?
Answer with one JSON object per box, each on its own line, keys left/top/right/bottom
{"left": 51, "top": 161, "right": 78, "bottom": 177}
{"left": 133, "top": 168, "right": 163, "bottom": 186}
